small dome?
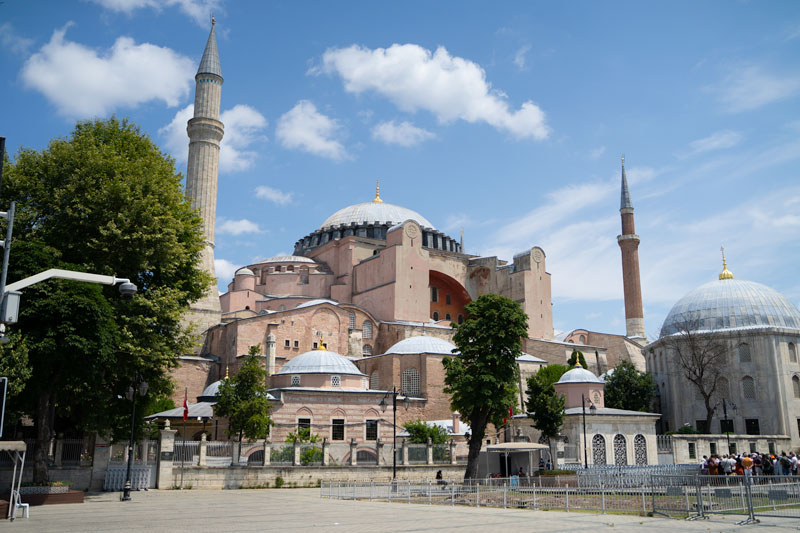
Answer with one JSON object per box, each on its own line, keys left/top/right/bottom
{"left": 319, "top": 201, "right": 435, "bottom": 231}
{"left": 556, "top": 366, "right": 604, "bottom": 384}
{"left": 275, "top": 349, "right": 365, "bottom": 376}
{"left": 385, "top": 336, "right": 457, "bottom": 355}
{"left": 254, "top": 255, "right": 316, "bottom": 264}
{"left": 660, "top": 278, "right": 800, "bottom": 337}
{"left": 198, "top": 380, "right": 222, "bottom": 401}
{"left": 235, "top": 267, "right": 255, "bottom": 276}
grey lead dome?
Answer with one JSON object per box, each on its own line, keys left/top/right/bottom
{"left": 660, "top": 278, "right": 800, "bottom": 337}
{"left": 275, "top": 349, "right": 366, "bottom": 376}
{"left": 319, "top": 201, "right": 435, "bottom": 231}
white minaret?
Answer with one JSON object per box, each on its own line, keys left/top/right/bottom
{"left": 185, "top": 19, "right": 223, "bottom": 332}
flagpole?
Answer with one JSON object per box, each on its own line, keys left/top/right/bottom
{"left": 181, "top": 386, "right": 187, "bottom": 489}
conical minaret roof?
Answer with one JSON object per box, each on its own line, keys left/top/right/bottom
{"left": 197, "top": 19, "right": 222, "bottom": 78}
{"left": 620, "top": 155, "right": 633, "bottom": 210}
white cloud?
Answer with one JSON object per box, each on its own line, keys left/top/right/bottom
{"left": 88, "top": 0, "right": 222, "bottom": 26}
{"left": 255, "top": 186, "right": 294, "bottom": 205}
{"left": 589, "top": 146, "right": 606, "bottom": 159}
{"left": 21, "top": 24, "right": 194, "bottom": 117}
{"left": 217, "top": 218, "right": 262, "bottom": 235}
{"left": 513, "top": 44, "right": 531, "bottom": 70}
{"left": 214, "top": 258, "right": 239, "bottom": 282}
{"left": 159, "top": 103, "right": 267, "bottom": 173}
{"left": 714, "top": 65, "right": 800, "bottom": 113}
{"left": 318, "top": 43, "right": 550, "bottom": 140}
{"left": 275, "top": 100, "right": 348, "bottom": 160}
{"left": 371, "top": 120, "right": 435, "bottom": 147}
{"left": 687, "top": 130, "right": 742, "bottom": 154}
{"left": 0, "top": 23, "right": 34, "bottom": 56}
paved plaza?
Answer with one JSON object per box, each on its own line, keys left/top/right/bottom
{"left": 7, "top": 488, "right": 800, "bottom": 532}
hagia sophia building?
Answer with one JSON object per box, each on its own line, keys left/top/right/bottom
{"left": 166, "top": 22, "right": 800, "bottom": 458}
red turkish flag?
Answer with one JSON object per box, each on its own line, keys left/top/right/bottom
{"left": 182, "top": 387, "right": 189, "bottom": 422}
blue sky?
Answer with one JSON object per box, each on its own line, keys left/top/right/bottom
{"left": 2, "top": 1, "right": 799, "bottom": 340}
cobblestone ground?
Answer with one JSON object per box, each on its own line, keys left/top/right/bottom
{"left": 7, "top": 488, "right": 800, "bottom": 532}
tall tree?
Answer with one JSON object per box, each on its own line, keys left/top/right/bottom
{"left": 443, "top": 294, "right": 528, "bottom": 480}
{"left": 214, "top": 346, "right": 272, "bottom": 442}
{"left": 604, "top": 361, "right": 656, "bottom": 412}
{"left": 660, "top": 315, "right": 728, "bottom": 433}
{"left": 2, "top": 118, "right": 209, "bottom": 481}
{"left": 402, "top": 420, "right": 450, "bottom": 445}
{"left": 567, "top": 349, "right": 587, "bottom": 369}
{"left": 526, "top": 366, "right": 566, "bottom": 468}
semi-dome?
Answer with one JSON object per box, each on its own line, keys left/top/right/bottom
{"left": 660, "top": 278, "right": 800, "bottom": 337}
{"left": 201, "top": 380, "right": 222, "bottom": 397}
{"left": 385, "top": 335, "right": 457, "bottom": 355}
{"left": 319, "top": 201, "right": 435, "bottom": 231}
{"left": 556, "top": 366, "right": 605, "bottom": 384}
{"left": 235, "top": 267, "right": 255, "bottom": 276}
{"left": 275, "top": 348, "right": 365, "bottom": 376}
{"left": 254, "top": 255, "right": 316, "bottom": 264}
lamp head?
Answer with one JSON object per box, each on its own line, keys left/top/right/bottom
{"left": 379, "top": 397, "right": 387, "bottom": 413}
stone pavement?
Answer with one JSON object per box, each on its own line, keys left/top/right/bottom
{"left": 7, "top": 488, "right": 800, "bottom": 532}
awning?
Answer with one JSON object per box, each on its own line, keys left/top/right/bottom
{"left": 485, "top": 442, "right": 549, "bottom": 452}
{"left": 145, "top": 401, "right": 215, "bottom": 420}
{"left": 0, "top": 441, "right": 27, "bottom": 452}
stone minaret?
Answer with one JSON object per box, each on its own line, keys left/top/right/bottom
{"left": 185, "top": 19, "right": 223, "bottom": 333}
{"left": 617, "top": 156, "right": 646, "bottom": 341}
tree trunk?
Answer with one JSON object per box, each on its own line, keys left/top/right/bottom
{"left": 33, "top": 391, "right": 56, "bottom": 483}
{"left": 704, "top": 398, "right": 714, "bottom": 434}
{"left": 463, "top": 414, "right": 487, "bottom": 481}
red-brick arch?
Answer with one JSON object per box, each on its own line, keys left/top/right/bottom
{"left": 429, "top": 271, "right": 470, "bottom": 324}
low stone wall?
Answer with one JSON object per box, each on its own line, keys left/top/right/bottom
{"left": 171, "top": 465, "right": 466, "bottom": 490}
{"left": 0, "top": 466, "right": 93, "bottom": 491}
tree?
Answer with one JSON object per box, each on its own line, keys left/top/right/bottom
{"left": 567, "top": 349, "right": 587, "bottom": 369}
{"left": 214, "top": 346, "right": 272, "bottom": 442}
{"left": 660, "top": 315, "right": 728, "bottom": 433}
{"left": 526, "top": 366, "right": 566, "bottom": 468}
{"left": 402, "top": 420, "right": 449, "bottom": 445}
{"left": 604, "top": 361, "right": 656, "bottom": 412}
{"left": 2, "top": 118, "right": 209, "bottom": 481}
{"left": 443, "top": 294, "right": 528, "bottom": 480}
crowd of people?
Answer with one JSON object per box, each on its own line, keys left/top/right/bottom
{"left": 700, "top": 451, "right": 799, "bottom": 476}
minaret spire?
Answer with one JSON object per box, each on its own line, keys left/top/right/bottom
{"left": 617, "top": 155, "right": 646, "bottom": 341}
{"left": 373, "top": 180, "right": 383, "bottom": 203}
{"left": 184, "top": 21, "right": 224, "bottom": 336}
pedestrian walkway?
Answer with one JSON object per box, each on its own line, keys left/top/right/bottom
{"left": 7, "top": 488, "right": 800, "bottom": 532}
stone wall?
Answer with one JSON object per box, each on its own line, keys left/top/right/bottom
{"left": 669, "top": 434, "right": 793, "bottom": 464}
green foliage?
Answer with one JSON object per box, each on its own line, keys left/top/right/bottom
{"left": 300, "top": 446, "right": 323, "bottom": 465}
{"left": 270, "top": 445, "right": 294, "bottom": 463}
{"left": 567, "top": 349, "right": 587, "bottom": 369}
{"left": 526, "top": 365, "right": 566, "bottom": 466}
{"left": 444, "top": 294, "right": 528, "bottom": 478}
{"left": 1, "top": 118, "right": 209, "bottom": 480}
{"left": 274, "top": 476, "right": 285, "bottom": 488}
{"left": 0, "top": 332, "right": 32, "bottom": 430}
{"left": 603, "top": 361, "right": 656, "bottom": 412}
{"left": 534, "top": 364, "right": 569, "bottom": 388}
{"left": 285, "top": 427, "right": 320, "bottom": 444}
{"left": 402, "top": 420, "right": 450, "bottom": 445}
{"left": 676, "top": 425, "right": 699, "bottom": 434}
{"left": 212, "top": 348, "right": 272, "bottom": 441}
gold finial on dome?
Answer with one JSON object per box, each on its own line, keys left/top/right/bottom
{"left": 719, "top": 247, "right": 734, "bottom": 280}
{"left": 225, "top": 363, "right": 229, "bottom": 379}
{"left": 373, "top": 180, "right": 383, "bottom": 203}
{"left": 621, "top": 154, "right": 625, "bottom": 168}
{"left": 318, "top": 336, "right": 327, "bottom": 350}
{"left": 211, "top": 15, "right": 215, "bottom": 26}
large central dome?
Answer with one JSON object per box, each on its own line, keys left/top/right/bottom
{"left": 319, "top": 201, "right": 435, "bottom": 231}
{"left": 660, "top": 278, "right": 800, "bottom": 337}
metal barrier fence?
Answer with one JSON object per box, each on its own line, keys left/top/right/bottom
{"left": 576, "top": 464, "right": 699, "bottom": 488}
{"left": 322, "top": 474, "right": 800, "bottom": 523}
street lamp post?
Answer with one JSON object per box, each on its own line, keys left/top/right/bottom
{"left": 581, "top": 393, "right": 596, "bottom": 469}
{"left": 121, "top": 378, "right": 148, "bottom": 501}
{"left": 379, "top": 387, "right": 409, "bottom": 480}
{"left": 719, "top": 398, "right": 737, "bottom": 454}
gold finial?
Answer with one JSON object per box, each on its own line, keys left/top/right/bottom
{"left": 225, "top": 363, "right": 229, "bottom": 378}
{"left": 211, "top": 15, "right": 215, "bottom": 26}
{"left": 719, "top": 246, "right": 734, "bottom": 280}
{"left": 373, "top": 180, "right": 383, "bottom": 203}
{"left": 318, "top": 336, "right": 327, "bottom": 350}
{"left": 621, "top": 154, "right": 625, "bottom": 168}
{"left": 575, "top": 360, "right": 583, "bottom": 368}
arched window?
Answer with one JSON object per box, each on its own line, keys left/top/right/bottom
{"left": 634, "top": 434, "right": 647, "bottom": 465}
{"left": 432, "top": 311, "right": 439, "bottom": 321}
{"left": 742, "top": 375, "right": 756, "bottom": 400}
{"left": 790, "top": 343, "right": 797, "bottom": 363}
{"left": 287, "top": 265, "right": 294, "bottom": 272}
{"left": 369, "top": 370, "right": 380, "bottom": 390}
{"left": 579, "top": 335, "right": 586, "bottom": 344}
{"left": 717, "top": 377, "right": 729, "bottom": 399}
{"left": 402, "top": 368, "right": 420, "bottom": 397}
{"left": 445, "top": 313, "right": 451, "bottom": 321}
{"left": 613, "top": 434, "right": 627, "bottom": 466}
{"left": 291, "top": 375, "right": 300, "bottom": 387}
{"left": 362, "top": 344, "right": 372, "bottom": 356}
{"left": 362, "top": 320, "right": 373, "bottom": 339}
{"left": 349, "top": 312, "right": 355, "bottom": 330}
{"left": 738, "top": 343, "right": 751, "bottom": 363}
{"left": 793, "top": 376, "right": 800, "bottom": 399}
{"left": 592, "top": 435, "right": 606, "bottom": 465}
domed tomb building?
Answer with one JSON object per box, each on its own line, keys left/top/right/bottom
{"left": 646, "top": 255, "right": 800, "bottom": 450}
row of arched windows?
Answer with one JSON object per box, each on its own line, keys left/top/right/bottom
{"left": 348, "top": 312, "right": 374, "bottom": 339}
{"left": 366, "top": 368, "right": 420, "bottom": 396}
{"left": 714, "top": 375, "right": 757, "bottom": 400}
{"left": 592, "top": 434, "right": 648, "bottom": 466}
